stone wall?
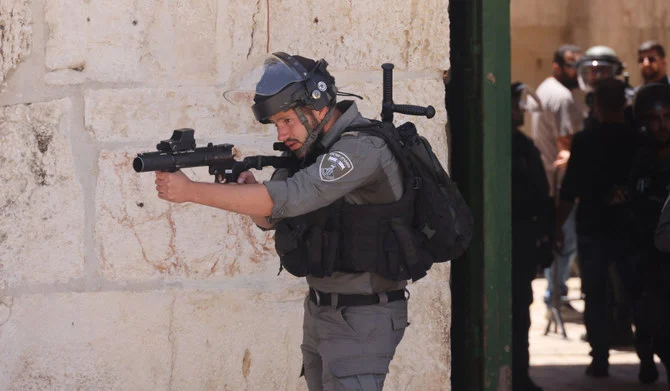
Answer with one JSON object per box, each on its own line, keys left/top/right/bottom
{"left": 512, "top": 0, "right": 670, "bottom": 92}
{"left": 0, "top": 1, "right": 451, "bottom": 390}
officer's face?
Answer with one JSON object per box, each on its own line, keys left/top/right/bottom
{"left": 638, "top": 49, "right": 667, "bottom": 82}
{"left": 269, "top": 109, "right": 312, "bottom": 153}
{"left": 643, "top": 104, "right": 670, "bottom": 144}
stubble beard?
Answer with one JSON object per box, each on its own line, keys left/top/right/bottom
{"left": 642, "top": 69, "right": 661, "bottom": 82}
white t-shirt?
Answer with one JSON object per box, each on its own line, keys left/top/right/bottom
{"left": 528, "top": 77, "right": 587, "bottom": 192}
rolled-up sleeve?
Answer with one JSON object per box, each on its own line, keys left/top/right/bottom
{"left": 655, "top": 195, "right": 670, "bottom": 253}
{"left": 264, "top": 134, "right": 385, "bottom": 219}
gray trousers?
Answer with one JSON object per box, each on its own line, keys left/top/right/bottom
{"left": 301, "top": 294, "right": 409, "bottom": 391}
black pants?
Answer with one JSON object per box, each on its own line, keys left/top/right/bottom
{"left": 512, "top": 266, "right": 534, "bottom": 389}
{"left": 578, "top": 235, "right": 639, "bottom": 363}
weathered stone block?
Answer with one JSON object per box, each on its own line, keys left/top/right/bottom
{"left": 0, "top": 292, "right": 174, "bottom": 390}
{"left": 45, "top": 0, "right": 449, "bottom": 85}
{"left": 0, "top": 99, "right": 85, "bottom": 289}
{"left": 0, "top": 283, "right": 450, "bottom": 390}
{"left": 0, "top": 288, "right": 310, "bottom": 390}
{"left": 95, "top": 143, "right": 287, "bottom": 282}
{"left": 268, "top": 0, "right": 450, "bottom": 71}
{"left": 170, "top": 289, "right": 306, "bottom": 390}
{"left": 0, "top": 0, "right": 32, "bottom": 86}
{"left": 388, "top": 279, "right": 452, "bottom": 390}
{"left": 45, "top": 0, "right": 227, "bottom": 83}
{"left": 84, "top": 87, "right": 268, "bottom": 143}
{"left": 44, "top": 0, "right": 87, "bottom": 72}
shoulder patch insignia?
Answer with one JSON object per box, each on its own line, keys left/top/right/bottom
{"left": 319, "top": 151, "right": 355, "bottom": 182}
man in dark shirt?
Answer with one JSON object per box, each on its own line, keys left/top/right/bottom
{"left": 555, "top": 78, "right": 640, "bottom": 377}
{"left": 622, "top": 83, "right": 670, "bottom": 384}
{"left": 638, "top": 83, "right": 670, "bottom": 386}
{"left": 511, "top": 82, "right": 552, "bottom": 391}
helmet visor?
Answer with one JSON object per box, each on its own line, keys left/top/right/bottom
{"left": 577, "top": 60, "right": 617, "bottom": 92}
{"left": 223, "top": 54, "right": 308, "bottom": 106}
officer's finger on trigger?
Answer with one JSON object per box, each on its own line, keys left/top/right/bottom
{"left": 237, "top": 172, "right": 247, "bottom": 184}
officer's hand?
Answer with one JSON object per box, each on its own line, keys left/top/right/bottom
{"left": 155, "top": 170, "right": 193, "bottom": 203}
{"left": 236, "top": 171, "right": 258, "bottom": 185}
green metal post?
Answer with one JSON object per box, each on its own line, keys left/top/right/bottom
{"left": 448, "top": 0, "right": 512, "bottom": 390}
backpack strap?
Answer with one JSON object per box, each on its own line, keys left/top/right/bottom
{"left": 343, "top": 121, "right": 416, "bottom": 185}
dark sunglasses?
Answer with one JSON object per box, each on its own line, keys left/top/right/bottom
{"left": 638, "top": 55, "right": 658, "bottom": 64}
{"left": 562, "top": 61, "right": 578, "bottom": 69}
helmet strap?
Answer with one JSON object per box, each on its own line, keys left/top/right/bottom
{"left": 293, "top": 102, "right": 336, "bottom": 161}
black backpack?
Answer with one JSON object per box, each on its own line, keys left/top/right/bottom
{"left": 355, "top": 120, "right": 474, "bottom": 277}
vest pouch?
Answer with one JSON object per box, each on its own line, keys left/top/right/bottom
{"left": 275, "top": 201, "right": 343, "bottom": 278}
{"left": 321, "top": 221, "right": 340, "bottom": 277}
{"left": 389, "top": 220, "right": 430, "bottom": 281}
{"left": 304, "top": 224, "right": 339, "bottom": 278}
{"left": 275, "top": 222, "right": 310, "bottom": 277}
{"left": 381, "top": 230, "right": 403, "bottom": 280}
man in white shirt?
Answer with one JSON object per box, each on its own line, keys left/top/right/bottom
{"left": 529, "top": 44, "right": 587, "bottom": 313}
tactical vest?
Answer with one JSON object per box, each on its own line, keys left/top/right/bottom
{"left": 273, "top": 126, "right": 433, "bottom": 281}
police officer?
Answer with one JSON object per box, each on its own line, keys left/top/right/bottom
{"left": 574, "top": 46, "right": 639, "bottom": 352}
{"left": 642, "top": 83, "right": 670, "bottom": 386}
{"left": 154, "top": 52, "right": 409, "bottom": 390}
{"left": 622, "top": 83, "right": 670, "bottom": 384}
{"left": 576, "top": 45, "right": 635, "bottom": 130}
{"left": 555, "top": 78, "right": 640, "bottom": 377}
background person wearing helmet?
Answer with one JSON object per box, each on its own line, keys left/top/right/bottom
{"left": 555, "top": 78, "right": 640, "bottom": 378}
{"left": 620, "top": 83, "right": 670, "bottom": 385}
{"left": 528, "top": 44, "right": 585, "bottom": 322}
{"left": 576, "top": 45, "right": 640, "bottom": 351}
{"left": 154, "top": 52, "right": 409, "bottom": 390}
{"left": 636, "top": 41, "right": 669, "bottom": 89}
{"left": 576, "top": 45, "right": 636, "bottom": 130}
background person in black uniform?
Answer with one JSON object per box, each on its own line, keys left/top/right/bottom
{"left": 511, "top": 82, "right": 553, "bottom": 391}
{"left": 641, "top": 83, "right": 670, "bottom": 386}
{"left": 621, "top": 83, "right": 670, "bottom": 384}
{"left": 576, "top": 46, "right": 639, "bottom": 349}
{"left": 154, "top": 53, "right": 411, "bottom": 390}
{"left": 554, "top": 78, "right": 640, "bottom": 377}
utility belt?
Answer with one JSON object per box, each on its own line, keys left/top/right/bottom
{"left": 308, "top": 288, "right": 408, "bottom": 308}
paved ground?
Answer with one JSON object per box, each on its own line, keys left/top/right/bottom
{"left": 528, "top": 278, "right": 669, "bottom": 390}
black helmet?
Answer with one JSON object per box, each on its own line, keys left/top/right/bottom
{"left": 633, "top": 83, "right": 670, "bottom": 121}
{"left": 577, "top": 46, "right": 624, "bottom": 92}
{"left": 224, "top": 52, "right": 337, "bottom": 124}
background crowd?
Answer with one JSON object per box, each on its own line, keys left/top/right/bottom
{"left": 510, "top": 41, "right": 670, "bottom": 391}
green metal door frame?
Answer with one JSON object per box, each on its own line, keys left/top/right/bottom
{"left": 448, "top": 0, "right": 512, "bottom": 390}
